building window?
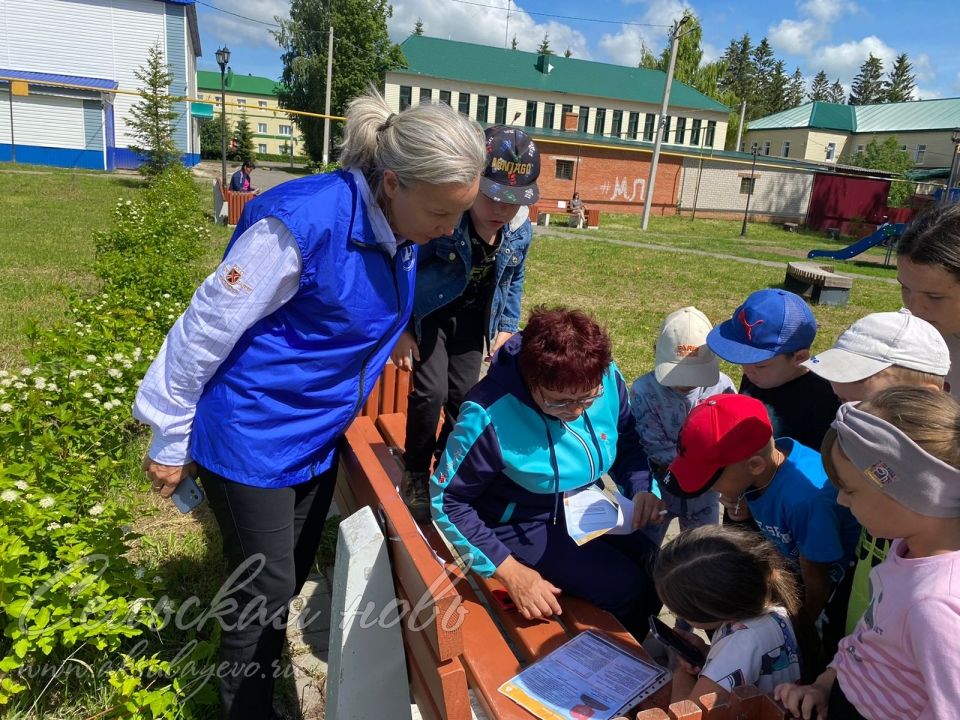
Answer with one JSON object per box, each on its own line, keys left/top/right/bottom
{"left": 675, "top": 117, "right": 687, "bottom": 144}
{"left": 705, "top": 120, "right": 716, "bottom": 147}
{"left": 420, "top": 87, "right": 432, "bottom": 102}
{"left": 495, "top": 96, "right": 507, "bottom": 124}
{"left": 663, "top": 116, "right": 671, "bottom": 141}
{"left": 627, "top": 112, "right": 640, "bottom": 140}
{"left": 915, "top": 144, "right": 927, "bottom": 163}
{"left": 258, "top": 100, "right": 267, "bottom": 109}
{"left": 826, "top": 142, "right": 836, "bottom": 160}
{"left": 611, "top": 110, "right": 623, "bottom": 138}
{"left": 258, "top": 143, "right": 267, "bottom": 154}
{"left": 525, "top": 100, "right": 537, "bottom": 127}
{"left": 236, "top": 98, "right": 246, "bottom": 106}
{"left": 476, "top": 95, "right": 489, "bottom": 122}
{"left": 690, "top": 119, "right": 702, "bottom": 146}
{"left": 556, "top": 159, "right": 575, "bottom": 180}
{"left": 740, "top": 177, "right": 756, "bottom": 194}
{"left": 257, "top": 123, "right": 267, "bottom": 133}
{"left": 643, "top": 113, "right": 656, "bottom": 142}
{"left": 458, "top": 92, "right": 470, "bottom": 115}
{"left": 543, "top": 102, "right": 555, "bottom": 129}
{"left": 279, "top": 125, "right": 292, "bottom": 136}
{"left": 578, "top": 106, "right": 589, "bottom": 133}
{"left": 855, "top": 144, "right": 864, "bottom": 154}
{"left": 763, "top": 141, "right": 771, "bottom": 156}
{"left": 399, "top": 85, "right": 412, "bottom": 110}
{"left": 782, "top": 141, "right": 791, "bottom": 157}
{"left": 593, "top": 108, "right": 606, "bottom": 135}
{"left": 562, "top": 103, "right": 573, "bottom": 118}
{"left": 439, "top": 90, "right": 451, "bottom": 105}
{"left": 899, "top": 144, "right": 907, "bottom": 151}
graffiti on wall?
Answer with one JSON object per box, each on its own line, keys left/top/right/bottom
{"left": 599, "top": 177, "right": 645, "bottom": 202}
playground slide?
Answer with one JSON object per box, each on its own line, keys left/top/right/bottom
{"left": 807, "top": 223, "right": 907, "bottom": 261}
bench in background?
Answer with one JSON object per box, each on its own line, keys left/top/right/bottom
{"left": 784, "top": 261, "right": 853, "bottom": 307}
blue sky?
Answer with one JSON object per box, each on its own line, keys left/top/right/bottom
{"left": 195, "top": 0, "right": 960, "bottom": 101}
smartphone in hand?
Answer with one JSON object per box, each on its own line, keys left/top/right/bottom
{"left": 171, "top": 476, "right": 205, "bottom": 514}
{"left": 648, "top": 616, "right": 707, "bottom": 667}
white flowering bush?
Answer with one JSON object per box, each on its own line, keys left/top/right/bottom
{"left": 0, "top": 167, "right": 219, "bottom": 717}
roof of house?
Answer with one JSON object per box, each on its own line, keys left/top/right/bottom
{"left": 750, "top": 98, "right": 960, "bottom": 134}
{"left": 0, "top": 68, "right": 118, "bottom": 91}
{"left": 197, "top": 69, "right": 279, "bottom": 96}
{"left": 394, "top": 35, "right": 729, "bottom": 114}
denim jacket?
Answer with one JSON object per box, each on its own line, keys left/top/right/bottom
{"left": 411, "top": 206, "right": 533, "bottom": 343}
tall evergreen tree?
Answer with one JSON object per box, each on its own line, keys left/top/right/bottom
{"left": 413, "top": 17, "right": 423, "bottom": 35}
{"left": 537, "top": 33, "right": 552, "bottom": 55}
{"left": 765, "top": 59, "right": 789, "bottom": 115}
{"left": 719, "top": 34, "right": 754, "bottom": 104}
{"left": 786, "top": 67, "right": 806, "bottom": 108}
{"left": 749, "top": 37, "right": 776, "bottom": 117}
{"left": 232, "top": 112, "right": 256, "bottom": 165}
{"left": 885, "top": 53, "right": 916, "bottom": 102}
{"left": 128, "top": 42, "right": 181, "bottom": 176}
{"left": 849, "top": 54, "right": 885, "bottom": 104}
{"left": 827, "top": 78, "right": 846, "bottom": 104}
{"left": 564, "top": 48, "right": 573, "bottom": 58}
{"left": 274, "top": 0, "right": 405, "bottom": 162}
{"left": 511, "top": 35, "right": 518, "bottom": 50}
{"left": 808, "top": 70, "right": 830, "bottom": 101}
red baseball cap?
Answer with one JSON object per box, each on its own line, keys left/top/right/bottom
{"left": 663, "top": 394, "right": 773, "bottom": 498}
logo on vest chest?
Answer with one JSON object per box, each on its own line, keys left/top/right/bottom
{"left": 400, "top": 246, "right": 416, "bottom": 272}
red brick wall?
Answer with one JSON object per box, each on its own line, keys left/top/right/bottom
{"left": 535, "top": 141, "right": 682, "bottom": 215}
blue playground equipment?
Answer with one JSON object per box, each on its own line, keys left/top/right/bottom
{"left": 807, "top": 222, "right": 907, "bottom": 264}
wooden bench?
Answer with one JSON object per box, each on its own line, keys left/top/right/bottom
{"left": 214, "top": 177, "right": 257, "bottom": 226}
{"left": 783, "top": 222, "right": 799, "bottom": 232}
{"left": 784, "top": 261, "right": 853, "bottom": 307}
{"left": 529, "top": 202, "right": 601, "bottom": 229}
{"left": 336, "top": 364, "right": 789, "bottom": 720}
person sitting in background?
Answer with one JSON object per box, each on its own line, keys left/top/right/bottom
{"left": 229, "top": 160, "right": 257, "bottom": 193}
{"left": 569, "top": 191, "right": 586, "bottom": 227}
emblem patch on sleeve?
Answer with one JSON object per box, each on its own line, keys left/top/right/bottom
{"left": 220, "top": 264, "right": 252, "bottom": 293}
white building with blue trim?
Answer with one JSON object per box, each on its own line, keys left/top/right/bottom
{"left": 0, "top": 0, "right": 202, "bottom": 170}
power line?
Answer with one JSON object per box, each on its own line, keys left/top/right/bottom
{"left": 194, "top": 0, "right": 280, "bottom": 28}
{"left": 445, "top": 0, "right": 672, "bottom": 29}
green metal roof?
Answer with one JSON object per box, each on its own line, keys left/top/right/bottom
{"left": 750, "top": 98, "right": 960, "bottom": 134}
{"left": 396, "top": 35, "right": 729, "bottom": 113}
{"left": 197, "top": 69, "right": 279, "bottom": 97}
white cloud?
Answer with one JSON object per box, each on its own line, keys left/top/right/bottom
{"left": 768, "top": 18, "right": 823, "bottom": 56}
{"left": 915, "top": 87, "right": 943, "bottom": 100}
{"left": 799, "top": 0, "right": 857, "bottom": 23}
{"left": 912, "top": 53, "right": 934, "bottom": 84}
{"left": 701, "top": 41, "right": 721, "bottom": 64}
{"left": 597, "top": 0, "right": 692, "bottom": 66}
{"left": 808, "top": 35, "right": 897, "bottom": 85}
{"left": 387, "top": 0, "right": 589, "bottom": 58}
{"left": 199, "top": 0, "right": 287, "bottom": 49}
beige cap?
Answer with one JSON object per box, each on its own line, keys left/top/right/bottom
{"left": 654, "top": 306, "right": 721, "bottom": 388}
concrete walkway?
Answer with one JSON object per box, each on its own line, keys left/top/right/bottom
{"left": 535, "top": 225, "right": 900, "bottom": 285}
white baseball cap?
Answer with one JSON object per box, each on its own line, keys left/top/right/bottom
{"left": 802, "top": 309, "right": 951, "bottom": 383}
{"left": 655, "top": 307, "right": 721, "bottom": 387}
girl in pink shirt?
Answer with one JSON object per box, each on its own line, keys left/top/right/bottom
{"left": 775, "top": 386, "right": 960, "bottom": 720}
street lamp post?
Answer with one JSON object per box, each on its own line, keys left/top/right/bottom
{"left": 944, "top": 127, "right": 960, "bottom": 206}
{"left": 741, "top": 143, "right": 758, "bottom": 237}
{"left": 215, "top": 46, "right": 231, "bottom": 188}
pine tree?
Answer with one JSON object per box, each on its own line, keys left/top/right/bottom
{"left": 511, "top": 35, "right": 518, "bottom": 50}
{"left": 127, "top": 42, "right": 181, "bottom": 176}
{"left": 232, "top": 112, "right": 256, "bottom": 165}
{"left": 828, "top": 79, "right": 846, "bottom": 104}
{"left": 749, "top": 38, "right": 776, "bottom": 117}
{"left": 537, "top": 33, "right": 551, "bottom": 55}
{"left": 808, "top": 70, "right": 830, "bottom": 101}
{"left": 849, "top": 54, "right": 885, "bottom": 105}
{"left": 786, "top": 67, "right": 806, "bottom": 108}
{"left": 765, "top": 59, "right": 789, "bottom": 115}
{"left": 885, "top": 53, "right": 916, "bottom": 102}
{"left": 413, "top": 17, "right": 423, "bottom": 35}
{"left": 564, "top": 48, "right": 572, "bottom": 58}
{"left": 719, "top": 34, "right": 754, "bottom": 104}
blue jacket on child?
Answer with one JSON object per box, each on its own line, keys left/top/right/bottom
{"left": 410, "top": 206, "right": 532, "bottom": 343}
{"left": 190, "top": 170, "right": 417, "bottom": 488}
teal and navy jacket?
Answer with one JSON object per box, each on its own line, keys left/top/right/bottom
{"left": 410, "top": 206, "right": 532, "bottom": 344}
{"left": 191, "top": 170, "right": 416, "bottom": 487}
{"left": 430, "top": 334, "right": 652, "bottom": 576}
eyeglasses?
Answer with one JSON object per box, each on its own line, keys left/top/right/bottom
{"left": 538, "top": 384, "right": 605, "bottom": 409}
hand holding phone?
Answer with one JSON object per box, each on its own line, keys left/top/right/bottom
{"left": 171, "top": 475, "right": 205, "bottom": 514}
{"left": 648, "top": 616, "right": 707, "bottom": 668}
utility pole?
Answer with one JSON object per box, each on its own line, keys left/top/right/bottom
{"left": 734, "top": 99, "right": 747, "bottom": 152}
{"left": 741, "top": 143, "right": 759, "bottom": 237}
{"left": 641, "top": 15, "right": 690, "bottom": 231}
{"left": 322, "top": 25, "right": 334, "bottom": 166}
{"left": 504, "top": 0, "right": 511, "bottom": 48}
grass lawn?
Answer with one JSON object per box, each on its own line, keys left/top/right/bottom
{"left": 571, "top": 213, "right": 900, "bottom": 280}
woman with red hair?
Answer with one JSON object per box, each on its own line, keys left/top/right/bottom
{"left": 430, "top": 306, "right": 664, "bottom": 639}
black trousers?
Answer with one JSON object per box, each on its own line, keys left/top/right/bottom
{"left": 199, "top": 463, "right": 337, "bottom": 720}
{"left": 403, "top": 308, "right": 485, "bottom": 473}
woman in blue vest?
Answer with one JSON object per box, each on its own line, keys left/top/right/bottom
{"left": 134, "top": 89, "right": 486, "bottom": 720}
